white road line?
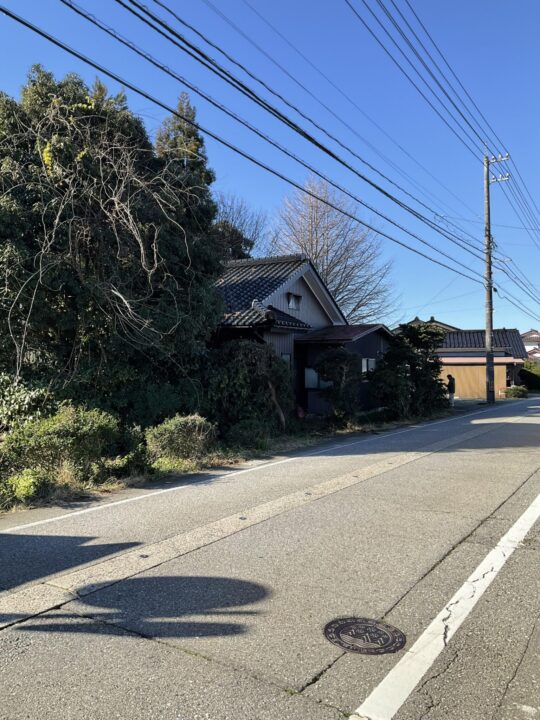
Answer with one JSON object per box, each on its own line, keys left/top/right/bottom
{"left": 1, "top": 400, "right": 529, "bottom": 534}
{"left": 351, "top": 489, "right": 540, "bottom": 720}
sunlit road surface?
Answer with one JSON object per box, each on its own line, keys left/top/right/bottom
{"left": 1, "top": 398, "right": 539, "bottom": 720}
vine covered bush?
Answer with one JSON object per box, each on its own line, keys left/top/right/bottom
{"left": 203, "top": 340, "right": 294, "bottom": 436}
{"left": 0, "top": 373, "right": 55, "bottom": 433}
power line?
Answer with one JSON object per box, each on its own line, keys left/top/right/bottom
{"left": 121, "top": 0, "right": 490, "bottom": 256}
{"left": 373, "top": 0, "right": 491, "bottom": 153}
{"left": 211, "top": 0, "right": 482, "bottom": 223}
{"left": 140, "top": 0, "right": 485, "bottom": 254}
{"left": 4, "top": 4, "right": 538, "bottom": 324}
{"left": 354, "top": 0, "right": 540, "bottom": 295}
{"left": 59, "top": 0, "right": 487, "bottom": 274}
{"left": 111, "top": 0, "right": 488, "bottom": 260}
{"left": 343, "top": 0, "right": 482, "bottom": 160}
{"left": 397, "top": 0, "right": 540, "bottom": 253}
{"left": 0, "top": 4, "right": 487, "bottom": 288}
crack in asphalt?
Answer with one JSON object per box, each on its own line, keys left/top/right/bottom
{"left": 298, "top": 652, "right": 345, "bottom": 693}
{"left": 440, "top": 561, "right": 499, "bottom": 647}
{"left": 489, "top": 610, "right": 540, "bottom": 720}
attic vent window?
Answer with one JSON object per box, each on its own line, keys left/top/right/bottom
{"left": 287, "top": 293, "right": 301, "bottom": 311}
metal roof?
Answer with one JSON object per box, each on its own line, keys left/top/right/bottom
{"left": 439, "top": 329, "right": 527, "bottom": 358}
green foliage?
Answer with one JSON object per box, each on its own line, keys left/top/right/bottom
{"left": 314, "top": 348, "right": 364, "bottom": 419}
{"left": 224, "top": 418, "right": 274, "bottom": 449}
{"left": 369, "top": 323, "right": 448, "bottom": 419}
{"left": 5, "top": 468, "right": 49, "bottom": 503}
{"left": 505, "top": 385, "right": 528, "bottom": 398}
{"left": 0, "top": 373, "right": 55, "bottom": 433}
{"left": 146, "top": 414, "right": 216, "bottom": 463}
{"left": 203, "top": 340, "right": 294, "bottom": 434}
{"left": 0, "top": 67, "right": 224, "bottom": 424}
{"left": 368, "top": 365, "right": 412, "bottom": 418}
{"left": 2, "top": 404, "right": 121, "bottom": 484}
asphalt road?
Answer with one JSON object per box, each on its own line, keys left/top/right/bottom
{"left": 1, "top": 398, "right": 539, "bottom": 720}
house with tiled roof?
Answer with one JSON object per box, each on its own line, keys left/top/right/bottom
{"left": 437, "top": 328, "right": 527, "bottom": 399}
{"left": 215, "top": 255, "right": 393, "bottom": 412}
{"left": 397, "top": 317, "right": 528, "bottom": 399}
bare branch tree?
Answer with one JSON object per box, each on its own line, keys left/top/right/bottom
{"left": 271, "top": 177, "right": 398, "bottom": 324}
{"left": 213, "top": 191, "right": 267, "bottom": 258}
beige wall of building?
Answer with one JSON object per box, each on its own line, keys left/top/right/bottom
{"left": 441, "top": 364, "right": 507, "bottom": 399}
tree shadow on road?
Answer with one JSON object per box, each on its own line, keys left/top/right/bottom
{"left": 0, "top": 533, "right": 139, "bottom": 592}
{"left": 14, "top": 575, "right": 270, "bottom": 639}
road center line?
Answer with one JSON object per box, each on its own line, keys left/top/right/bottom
{"left": 2, "top": 401, "right": 529, "bottom": 534}
{"left": 351, "top": 488, "right": 540, "bottom": 720}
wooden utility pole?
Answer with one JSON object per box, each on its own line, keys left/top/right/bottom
{"left": 484, "top": 152, "right": 509, "bottom": 404}
{"left": 484, "top": 155, "right": 495, "bottom": 403}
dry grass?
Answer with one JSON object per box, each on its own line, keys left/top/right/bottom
{"left": 1, "top": 409, "right": 457, "bottom": 514}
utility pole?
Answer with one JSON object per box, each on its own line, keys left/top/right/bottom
{"left": 484, "top": 152, "right": 509, "bottom": 404}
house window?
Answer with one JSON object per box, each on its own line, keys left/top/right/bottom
{"left": 304, "top": 368, "right": 333, "bottom": 390}
{"left": 362, "top": 358, "right": 377, "bottom": 373}
{"left": 287, "top": 292, "right": 301, "bottom": 311}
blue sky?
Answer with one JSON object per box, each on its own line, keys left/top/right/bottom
{"left": 1, "top": 0, "right": 539, "bottom": 331}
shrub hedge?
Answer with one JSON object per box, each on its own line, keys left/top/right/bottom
{"left": 505, "top": 385, "right": 528, "bottom": 398}
{"left": 146, "top": 414, "right": 216, "bottom": 463}
{"left": 2, "top": 404, "right": 121, "bottom": 485}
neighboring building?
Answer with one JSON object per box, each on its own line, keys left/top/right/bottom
{"left": 438, "top": 329, "right": 527, "bottom": 399}
{"left": 522, "top": 329, "right": 540, "bottom": 352}
{"left": 395, "top": 316, "right": 460, "bottom": 333}
{"left": 527, "top": 347, "right": 540, "bottom": 362}
{"left": 215, "top": 254, "right": 392, "bottom": 412}
{"left": 295, "top": 324, "right": 394, "bottom": 413}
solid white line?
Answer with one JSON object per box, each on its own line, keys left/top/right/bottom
{"left": 1, "top": 400, "right": 529, "bottom": 534}
{"left": 351, "top": 489, "right": 540, "bottom": 720}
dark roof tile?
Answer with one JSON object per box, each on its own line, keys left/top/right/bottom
{"left": 440, "top": 329, "right": 527, "bottom": 358}
{"left": 297, "top": 324, "right": 391, "bottom": 343}
{"left": 216, "top": 255, "right": 307, "bottom": 313}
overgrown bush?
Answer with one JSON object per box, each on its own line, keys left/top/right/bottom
{"left": 368, "top": 365, "right": 412, "bottom": 418}
{"left": 146, "top": 414, "right": 216, "bottom": 464}
{"left": 369, "top": 323, "right": 448, "bottom": 419}
{"left": 2, "top": 404, "right": 121, "bottom": 484}
{"left": 5, "top": 468, "right": 50, "bottom": 503}
{"left": 505, "top": 385, "right": 528, "bottom": 398}
{"left": 314, "top": 348, "right": 364, "bottom": 419}
{"left": 204, "top": 341, "right": 294, "bottom": 435}
{"left": 224, "top": 418, "right": 274, "bottom": 449}
{"left": 0, "top": 373, "right": 55, "bottom": 433}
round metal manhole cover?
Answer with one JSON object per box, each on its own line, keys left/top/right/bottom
{"left": 324, "top": 617, "right": 406, "bottom": 655}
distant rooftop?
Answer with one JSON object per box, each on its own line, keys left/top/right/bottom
{"left": 440, "top": 329, "right": 527, "bottom": 359}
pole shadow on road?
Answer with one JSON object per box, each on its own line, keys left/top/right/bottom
{"left": 12, "top": 575, "right": 270, "bottom": 639}
{"left": 0, "top": 533, "right": 140, "bottom": 592}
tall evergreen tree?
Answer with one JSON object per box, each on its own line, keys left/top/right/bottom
{"left": 0, "top": 68, "right": 224, "bottom": 424}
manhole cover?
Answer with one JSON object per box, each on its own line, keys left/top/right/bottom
{"left": 324, "top": 617, "right": 406, "bottom": 655}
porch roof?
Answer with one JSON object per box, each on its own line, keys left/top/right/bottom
{"left": 296, "top": 323, "right": 393, "bottom": 344}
